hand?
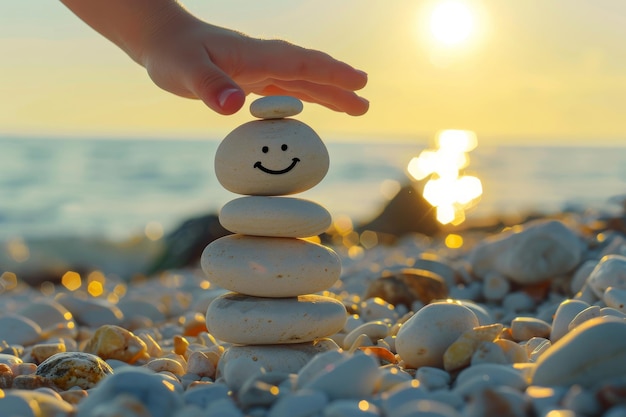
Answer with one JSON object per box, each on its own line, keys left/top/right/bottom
{"left": 138, "top": 10, "right": 369, "bottom": 116}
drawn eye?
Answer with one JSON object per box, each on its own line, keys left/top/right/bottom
{"left": 262, "top": 146, "right": 269, "bottom": 153}
{"left": 281, "top": 144, "right": 288, "bottom": 151}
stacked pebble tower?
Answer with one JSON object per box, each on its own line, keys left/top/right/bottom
{"left": 201, "top": 96, "right": 347, "bottom": 383}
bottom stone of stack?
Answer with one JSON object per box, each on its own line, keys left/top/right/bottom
{"left": 216, "top": 339, "right": 340, "bottom": 390}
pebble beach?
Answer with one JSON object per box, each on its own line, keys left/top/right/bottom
{"left": 2, "top": 207, "right": 626, "bottom": 416}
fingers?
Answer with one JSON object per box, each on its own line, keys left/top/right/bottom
{"left": 244, "top": 39, "right": 368, "bottom": 92}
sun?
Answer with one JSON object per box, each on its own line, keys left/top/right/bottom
{"left": 430, "top": 0, "right": 475, "bottom": 46}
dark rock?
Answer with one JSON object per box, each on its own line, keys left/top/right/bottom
{"left": 365, "top": 268, "right": 449, "bottom": 309}
{"left": 145, "top": 214, "right": 231, "bottom": 275}
{"left": 356, "top": 182, "right": 440, "bottom": 237}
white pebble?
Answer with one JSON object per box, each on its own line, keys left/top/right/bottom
{"left": 567, "top": 305, "right": 602, "bottom": 332}
{"left": 511, "top": 317, "right": 551, "bottom": 341}
{"left": 396, "top": 302, "right": 478, "bottom": 369}
{"left": 550, "top": 299, "right": 589, "bottom": 342}
{"left": 343, "top": 321, "right": 389, "bottom": 350}
{"left": 482, "top": 272, "right": 511, "bottom": 301}
{"left": 250, "top": 96, "right": 303, "bottom": 119}
{"left": 586, "top": 254, "right": 626, "bottom": 298}
{"left": 299, "top": 352, "right": 381, "bottom": 400}
{"left": 603, "top": 286, "right": 626, "bottom": 312}
{"left": 322, "top": 399, "right": 380, "bottom": 417}
{"left": 415, "top": 367, "right": 451, "bottom": 390}
{"left": 268, "top": 389, "right": 328, "bottom": 417}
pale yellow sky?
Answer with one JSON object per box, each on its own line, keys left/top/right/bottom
{"left": 2, "top": 0, "right": 626, "bottom": 145}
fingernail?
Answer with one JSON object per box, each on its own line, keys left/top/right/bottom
{"left": 218, "top": 88, "right": 241, "bottom": 109}
{"left": 356, "top": 69, "right": 368, "bottom": 78}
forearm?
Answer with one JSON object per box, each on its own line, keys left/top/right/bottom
{"left": 60, "top": 0, "right": 190, "bottom": 64}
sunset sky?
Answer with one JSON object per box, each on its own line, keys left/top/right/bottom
{"left": 2, "top": 0, "right": 626, "bottom": 145}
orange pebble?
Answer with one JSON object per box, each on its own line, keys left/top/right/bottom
{"left": 173, "top": 336, "right": 189, "bottom": 356}
{"left": 359, "top": 346, "right": 397, "bottom": 364}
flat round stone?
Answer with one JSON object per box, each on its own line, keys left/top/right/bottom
{"left": 250, "top": 96, "right": 303, "bottom": 119}
{"left": 201, "top": 234, "right": 341, "bottom": 297}
{"left": 219, "top": 196, "right": 331, "bottom": 237}
{"left": 217, "top": 340, "right": 339, "bottom": 390}
{"left": 206, "top": 293, "right": 347, "bottom": 345}
{"left": 215, "top": 119, "right": 329, "bottom": 196}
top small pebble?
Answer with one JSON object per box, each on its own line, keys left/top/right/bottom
{"left": 250, "top": 96, "right": 303, "bottom": 119}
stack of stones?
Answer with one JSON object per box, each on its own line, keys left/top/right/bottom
{"left": 201, "top": 96, "right": 347, "bottom": 384}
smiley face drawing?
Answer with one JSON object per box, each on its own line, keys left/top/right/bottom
{"left": 253, "top": 143, "right": 300, "bottom": 175}
{"left": 215, "top": 118, "right": 330, "bottom": 196}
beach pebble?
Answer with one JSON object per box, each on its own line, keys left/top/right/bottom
{"left": 570, "top": 260, "right": 597, "bottom": 294}
{"left": 415, "top": 367, "right": 451, "bottom": 390}
{"left": 183, "top": 382, "right": 230, "bottom": 409}
{"left": 77, "top": 367, "right": 184, "bottom": 417}
{"left": 219, "top": 196, "right": 331, "bottom": 237}
{"left": 604, "top": 286, "right": 626, "bottom": 312}
{"left": 494, "top": 339, "right": 529, "bottom": 363}
{"left": 388, "top": 399, "right": 462, "bottom": 417}
{"left": 117, "top": 298, "right": 166, "bottom": 324}
{"left": 359, "top": 298, "right": 399, "bottom": 322}
{"left": 30, "top": 342, "right": 66, "bottom": 364}
{"left": 364, "top": 268, "right": 449, "bottom": 309}
{"left": 567, "top": 305, "right": 602, "bottom": 331}
{"left": 238, "top": 371, "right": 290, "bottom": 409}
{"left": 218, "top": 340, "right": 339, "bottom": 388}
{"left": 413, "top": 253, "right": 458, "bottom": 289}
{"left": 186, "top": 351, "right": 216, "bottom": 378}
{"left": 510, "top": 317, "right": 551, "bottom": 341}
{"left": 202, "top": 234, "right": 341, "bottom": 298}
{"left": 2, "top": 389, "right": 75, "bottom": 416}
{"left": 215, "top": 119, "right": 329, "bottom": 196}
{"left": 0, "top": 352, "right": 24, "bottom": 367}
{"left": 56, "top": 293, "right": 124, "bottom": 327}
{"left": 17, "top": 298, "right": 75, "bottom": 332}
{"left": 83, "top": 324, "right": 149, "bottom": 364}
{"left": 0, "top": 314, "right": 42, "bottom": 346}
{"left": 463, "top": 386, "right": 528, "bottom": 417}
{"left": 343, "top": 321, "right": 390, "bottom": 350}
{"left": 36, "top": 351, "right": 113, "bottom": 390}
{"left": 207, "top": 293, "right": 346, "bottom": 345}
{"left": 550, "top": 299, "right": 590, "bottom": 342}
{"left": 586, "top": 254, "right": 626, "bottom": 297}
{"left": 396, "top": 301, "right": 479, "bottom": 369}
{"left": 250, "top": 96, "right": 303, "bottom": 119}
{"left": 268, "top": 389, "right": 329, "bottom": 417}
{"left": 482, "top": 272, "right": 511, "bottom": 301}
{"left": 470, "top": 342, "right": 508, "bottom": 365}
{"left": 323, "top": 399, "right": 380, "bottom": 416}
{"left": 299, "top": 351, "right": 381, "bottom": 400}
{"left": 443, "top": 323, "right": 503, "bottom": 371}
{"left": 454, "top": 363, "right": 528, "bottom": 396}
{"left": 533, "top": 316, "right": 626, "bottom": 388}
{"left": 145, "top": 357, "right": 186, "bottom": 377}
{"left": 469, "top": 219, "right": 582, "bottom": 285}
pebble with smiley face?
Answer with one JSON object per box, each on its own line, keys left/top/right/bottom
{"left": 214, "top": 113, "right": 330, "bottom": 196}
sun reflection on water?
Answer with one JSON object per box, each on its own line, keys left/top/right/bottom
{"left": 407, "top": 130, "right": 482, "bottom": 225}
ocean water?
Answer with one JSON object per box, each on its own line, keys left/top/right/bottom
{"left": 1, "top": 137, "right": 625, "bottom": 241}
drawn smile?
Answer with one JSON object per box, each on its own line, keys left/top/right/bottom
{"left": 253, "top": 158, "right": 300, "bottom": 175}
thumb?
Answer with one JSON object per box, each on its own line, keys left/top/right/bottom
{"left": 192, "top": 65, "right": 246, "bottom": 115}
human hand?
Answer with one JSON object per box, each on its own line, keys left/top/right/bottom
{"left": 138, "top": 8, "right": 369, "bottom": 116}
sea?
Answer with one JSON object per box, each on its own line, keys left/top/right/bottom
{"left": 1, "top": 137, "right": 625, "bottom": 242}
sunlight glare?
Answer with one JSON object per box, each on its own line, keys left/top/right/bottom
{"left": 430, "top": 1, "right": 475, "bottom": 46}
{"left": 407, "top": 130, "right": 482, "bottom": 225}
